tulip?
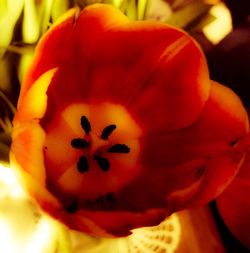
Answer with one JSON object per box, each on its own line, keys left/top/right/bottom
{"left": 10, "top": 4, "right": 249, "bottom": 237}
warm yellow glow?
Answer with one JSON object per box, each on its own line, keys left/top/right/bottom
{"left": 0, "top": 163, "right": 26, "bottom": 199}
{"left": 0, "top": 217, "right": 20, "bottom": 253}
{"left": 0, "top": 163, "right": 58, "bottom": 253}
{"left": 203, "top": 3, "right": 232, "bottom": 45}
{"left": 26, "top": 215, "right": 57, "bottom": 253}
{"left": 0, "top": 209, "right": 57, "bottom": 253}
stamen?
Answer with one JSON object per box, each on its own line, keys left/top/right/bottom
{"left": 94, "top": 155, "right": 110, "bottom": 172}
{"left": 108, "top": 144, "right": 130, "bottom": 153}
{"left": 71, "top": 138, "right": 89, "bottom": 148}
{"left": 81, "top": 115, "right": 91, "bottom": 135}
{"left": 77, "top": 155, "right": 89, "bottom": 173}
{"left": 100, "top": 124, "right": 117, "bottom": 140}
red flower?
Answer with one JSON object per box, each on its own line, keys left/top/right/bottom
{"left": 10, "top": 4, "right": 249, "bottom": 237}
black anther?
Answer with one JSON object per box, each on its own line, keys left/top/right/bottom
{"left": 101, "top": 124, "right": 117, "bottom": 140}
{"left": 71, "top": 138, "right": 89, "bottom": 149}
{"left": 94, "top": 155, "right": 110, "bottom": 172}
{"left": 81, "top": 116, "right": 91, "bottom": 135}
{"left": 107, "top": 144, "right": 130, "bottom": 153}
{"left": 77, "top": 155, "right": 89, "bottom": 173}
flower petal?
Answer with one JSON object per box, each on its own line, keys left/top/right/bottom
{"left": 14, "top": 68, "right": 57, "bottom": 123}
{"left": 122, "top": 81, "right": 248, "bottom": 212}
{"left": 11, "top": 123, "right": 46, "bottom": 184}
{"left": 11, "top": 4, "right": 250, "bottom": 237}
{"left": 216, "top": 135, "right": 250, "bottom": 249}
{"left": 20, "top": 4, "right": 210, "bottom": 132}
{"left": 9, "top": 152, "right": 61, "bottom": 212}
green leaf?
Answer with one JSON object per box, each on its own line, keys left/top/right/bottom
{"left": 137, "top": 0, "right": 148, "bottom": 20}
{"left": 126, "top": 0, "right": 137, "bottom": 20}
{"left": 22, "top": 0, "right": 40, "bottom": 43}
{"left": 110, "top": 0, "right": 124, "bottom": 8}
{"left": 38, "top": 0, "right": 54, "bottom": 35}
{"left": 0, "top": 0, "right": 25, "bottom": 57}
{"left": 51, "top": 0, "right": 70, "bottom": 22}
{"left": 18, "top": 51, "right": 34, "bottom": 83}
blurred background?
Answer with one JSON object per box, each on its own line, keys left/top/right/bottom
{"left": 0, "top": 0, "right": 249, "bottom": 252}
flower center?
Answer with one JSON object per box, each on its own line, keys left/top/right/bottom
{"left": 70, "top": 115, "right": 130, "bottom": 173}
{"left": 44, "top": 103, "right": 142, "bottom": 210}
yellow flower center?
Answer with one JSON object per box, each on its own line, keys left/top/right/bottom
{"left": 44, "top": 102, "right": 142, "bottom": 211}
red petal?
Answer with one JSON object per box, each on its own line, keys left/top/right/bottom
{"left": 128, "top": 35, "right": 210, "bottom": 133}
{"left": 119, "top": 81, "right": 248, "bottom": 212}
{"left": 216, "top": 135, "right": 250, "bottom": 249}
{"left": 12, "top": 4, "right": 250, "bottom": 237}
{"left": 20, "top": 4, "right": 210, "bottom": 132}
